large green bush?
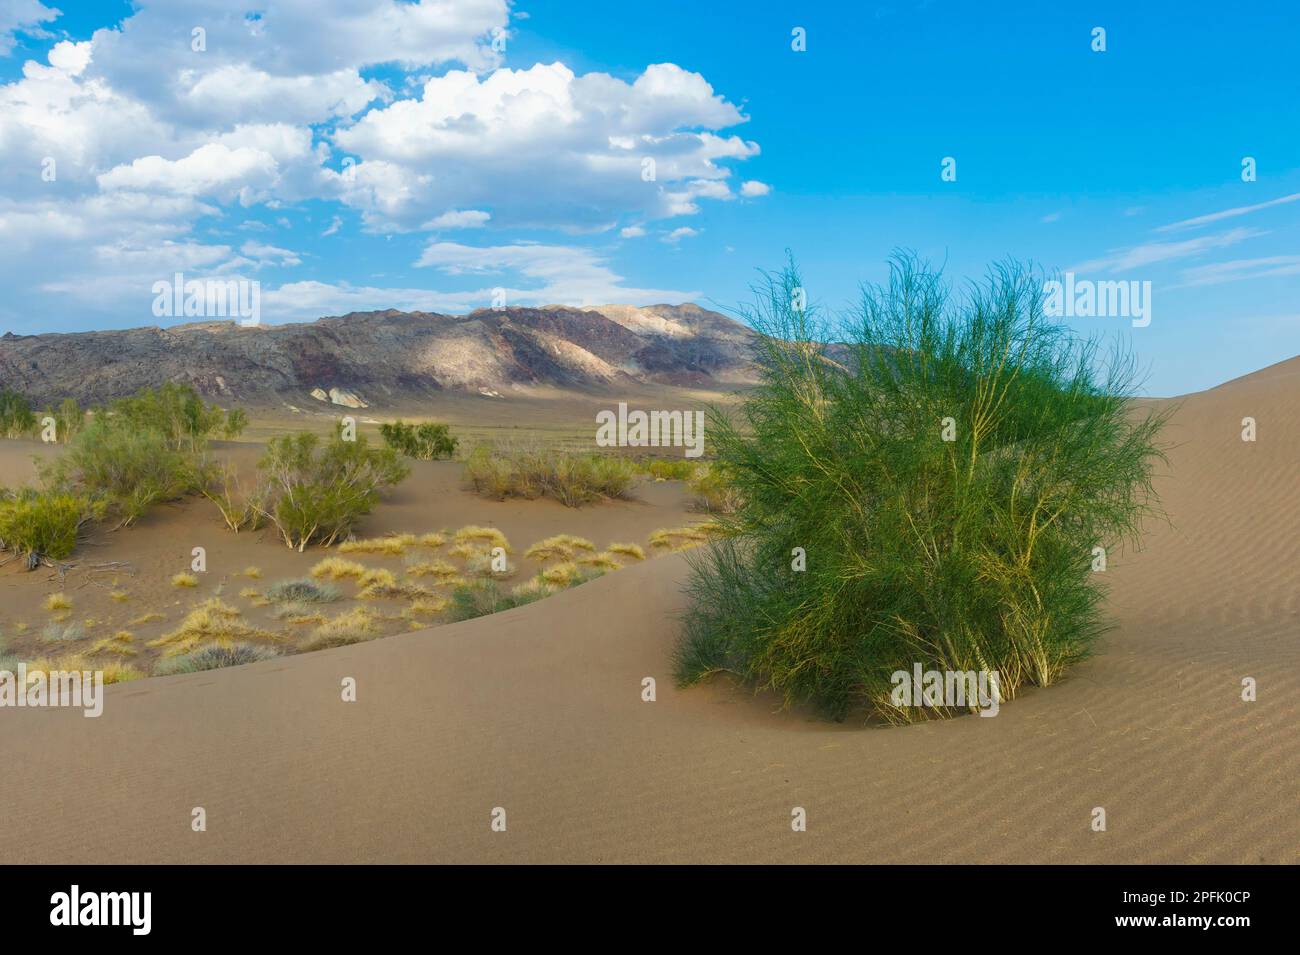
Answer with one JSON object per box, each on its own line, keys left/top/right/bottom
{"left": 106, "top": 381, "right": 246, "bottom": 451}
{"left": 379, "top": 420, "right": 458, "bottom": 460}
{"left": 256, "top": 429, "right": 410, "bottom": 550}
{"left": 0, "top": 389, "right": 36, "bottom": 438}
{"left": 0, "top": 488, "right": 105, "bottom": 564}
{"left": 676, "top": 255, "right": 1169, "bottom": 722}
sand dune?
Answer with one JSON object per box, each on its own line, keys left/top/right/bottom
{"left": 2, "top": 358, "right": 1297, "bottom": 863}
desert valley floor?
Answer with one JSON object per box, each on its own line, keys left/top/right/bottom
{"left": 1, "top": 358, "right": 1297, "bottom": 864}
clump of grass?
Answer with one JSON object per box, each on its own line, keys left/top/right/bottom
{"left": 688, "top": 463, "right": 744, "bottom": 514}
{"left": 338, "top": 533, "right": 416, "bottom": 556}
{"left": 446, "top": 580, "right": 550, "bottom": 622}
{"left": 266, "top": 578, "right": 342, "bottom": 604}
{"left": 171, "top": 572, "right": 199, "bottom": 589}
{"left": 524, "top": 534, "right": 595, "bottom": 562}
{"left": 417, "top": 532, "right": 446, "bottom": 549}
{"left": 301, "top": 607, "right": 381, "bottom": 651}
{"left": 243, "top": 566, "right": 262, "bottom": 579}
{"left": 154, "top": 643, "right": 280, "bottom": 675}
{"left": 238, "top": 586, "right": 261, "bottom": 599}
{"left": 464, "top": 552, "right": 516, "bottom": 580}
{"left": 637, "top": 457, "right": 700, "bottom": 481}
{"left": 148, "top": 599, "right": 280, "bottom": 657}
{"left": 128, "top": 611, "right": 164, "bottom": 626}
{"left": 452, "top": 525, "right": 511, "bottom": 552}
{"left": 577, "top": 552, "right": 622, "bottom": 572}
{"left": 359, "top": 577, "right": 432, "bottom": 600}
{"left": 648, "top": 525, "right": 715, "bottom": 552}
{"left": 404, "top": 558, "right": 460, "bottom": 581}
{"left": 310, "top": 556, "right": 369, "bottom": 580}
{"left": 607, "top": 542, "right": 646, "bottom": 561}
{"left": 272, "top": 603, "right": 327, "bottom": 625}
{"left": 463, "top": 444, "right": 638, "bottom": 507}
{"left": 109, "top": 590, "right": 130, "bottom": 603}
{"left": 675, "top": 255, "right": 1170, "bottom": 722}
{"left": 44, "top": 592, "right": 71, "bottom": 612}
{"left": 405, "top": 596, "right": 450, "bottom": 618}
{"left": 40, "top": 620, "right": 85, "bottom": 643}
{"left": 88, "top": 631, "right": 136, "bottom": 657}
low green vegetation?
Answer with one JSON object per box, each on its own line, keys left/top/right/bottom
{"left": 463, "top": 444, "right": 637, "bottom": 506}
{"left": 379, "top": 420, "right": 458, "bottom": 460}
{"left": 676, "top": 255, "right": 1170, "bottom": 722}
{"left": 253, "top": 428, "right": 410, "bottom": 550}
{"left": 0, "top": 489, "right": 104, "bottom": 564}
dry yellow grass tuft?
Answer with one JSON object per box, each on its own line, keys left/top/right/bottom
{"left": 648, "top": 524, "right": 719, "bottom": 552}
{"left": 171, "top": 573, "right": 199, "bottom": 589}
{"left": 452, "top": 525, "right": 511, "bottom": 552}
{"left": 577, "top": 551, "right": 622, "bottom": 571}
{"left": 243, "top": 566, "right": 263, "bottom": 579}
{"left": 128, "top": 612, "right": 164, "bottom": 626}
{"left": 310, "top": 556, "right": 369, "bottom": 580}
{"left": 238, "top": 587, "right": 261, "bottom": 599}
{"left": 44, "top": 593, "right": 71, "bottom": 612}
{"left": 525, "top": 534, "right": 596, "bottom": 562}
{"left": 88, "top": 631, "right": 136, "bottom": 657}
{"left": 417, "top": 532, "right": 447, "bottom": 549}
{"left": 405, "top": 558, "right": 460, "bottom": 581}
{"left": 338, "top": 533, "right": 416, "bottom": 556}
{"left": 540, "top": 562, "right": 580, "bottom": 586}
{"left": 148, "top": 599, "right": 280, "bottom": 658}
{"left": 406, "top": 596, "right": 450, "bottom": 617}
{"left": 109, "top": 590, "right": 130, "bottom": 603}
{"left": 607, "top": 542, "right": 646, "bottom": 561}
{"left": 302, "top": 607, "right": 381, "bottom": 651}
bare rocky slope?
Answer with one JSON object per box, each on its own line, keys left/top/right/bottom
{"left": 0, "top": 303, "right": 761, "bottom": 409}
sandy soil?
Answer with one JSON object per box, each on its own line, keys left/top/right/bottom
{"left": 0, "top": 358, "right": 1296, "bottom": 863}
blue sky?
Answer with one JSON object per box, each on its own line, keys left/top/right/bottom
{"left": 0, "top": 0, "right": 1296, "bottom": 395}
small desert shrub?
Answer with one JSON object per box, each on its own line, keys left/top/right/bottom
{"left": 171, "top": 572, "right": 199, "bottom": 588}
{"left": 0, "top": 488, "right": 103, "bottom": 564}
{"left": 406, "top": 597, "right": 450, "bottom": 617}
{"left": 266, "top": 578, "right": 341, "bottom": 604}
{"left": 607, "top": 542, "right": 646, "bottom": 561}
{"left": 676, "top": 255, "right": 1169, "bottom": 722}
{"left": 379, "top": 420, "right": 458, "bottom": 460}
{"left": 202, "top": 463, "right": 268, "bottom": 533}
{"left": 44, "top": 592, "right": 72, "bottom": 612}
{"left": 417, "top": 532, "right": 446, "bottom": 549}
{"left": 154, "top": 642, "right": 280, "bottom": 675}
{"left": 463, "top": 445, "right": 637, "bottom": 506}
{"left": 255, "top": 429, "right": 410, "bottom": 550}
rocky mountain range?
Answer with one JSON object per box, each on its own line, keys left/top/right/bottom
{"left": 0, "top": 303, "right": 763, "bottom": 410}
